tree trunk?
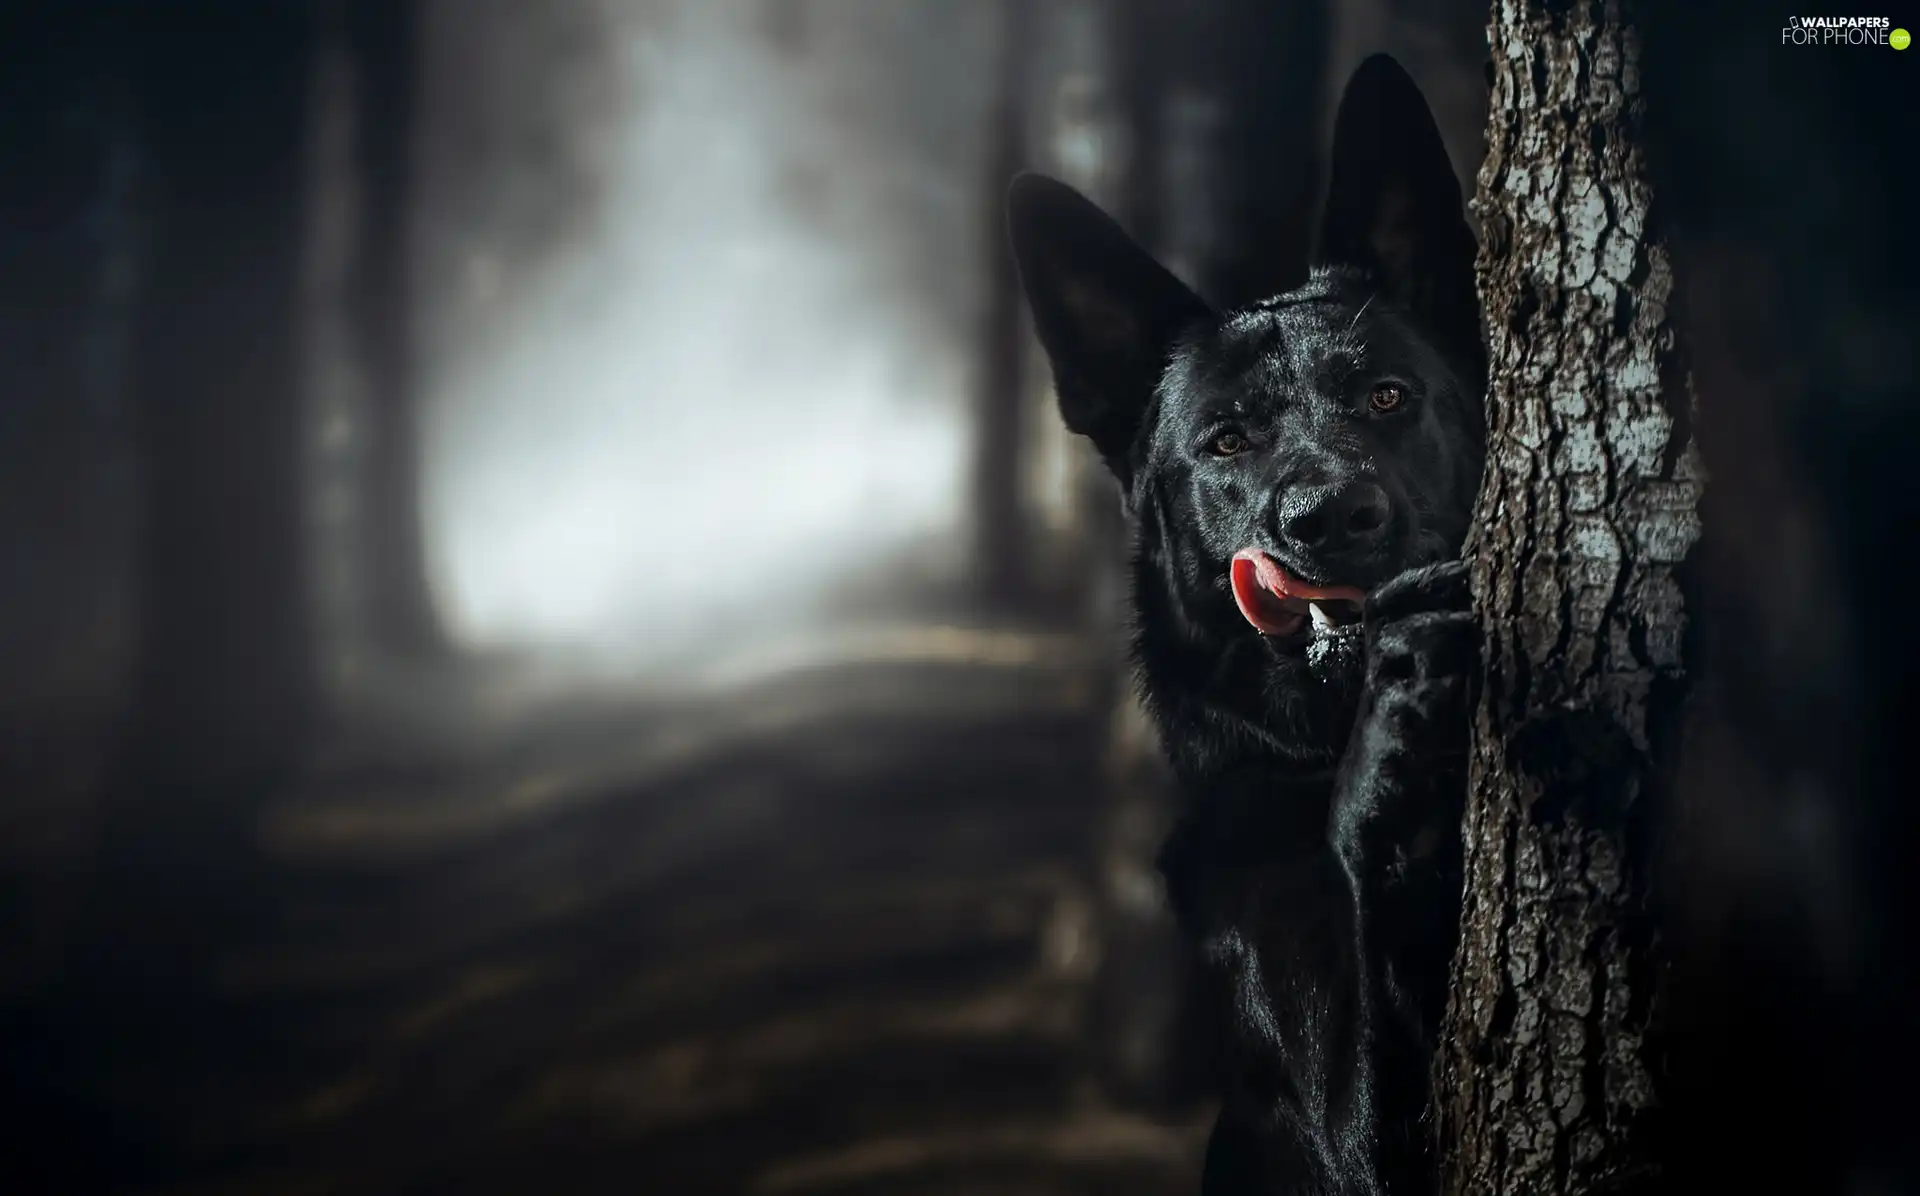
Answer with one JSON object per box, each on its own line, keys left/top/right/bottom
{"left": 72, "top": 0, "right": 322, "bottom": 1005}
{"left": 1434, "top": 2, "right": 1700, "bottom": 1191}
{"left": 1085, "top": 0, "right": 1191, "bottom": 1110}
{"left": 344, "top": 0, "right": 446, "bottom": 659}
{"left": 124, "top": 2, "right": 319, "bottom": 792}
{"left": 970, "top": 0, "right": 1035, "bottom": 611}
{"left": 1208, "top": 0, "right": 1327, "bottom": 308}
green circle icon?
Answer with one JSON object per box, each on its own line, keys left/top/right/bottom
{"left": 1894, "top": 27, "right": 1912, "bottom": 49}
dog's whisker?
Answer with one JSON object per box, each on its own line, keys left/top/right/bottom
{"left": 1345, "top": 291, "right": 1377, "bottom": 337}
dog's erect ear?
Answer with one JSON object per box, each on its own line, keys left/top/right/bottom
{"left": 1318, "top": 55, "right": 1480, "bottom": 367}
{"left": 1007, "top": 173, "right": 1213, "bottom": 483}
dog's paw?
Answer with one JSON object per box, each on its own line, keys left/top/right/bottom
{"left": 1331, "top": 561, "right": 1479, "bottom": 875}
{"left": 1364, "top": 559, "right": 1471, "bottom": 625}
{"left": 1361, "top": 561, "right": 1478, "bottom": 724}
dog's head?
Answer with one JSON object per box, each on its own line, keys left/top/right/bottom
{"left": 1009, "top": 56, "right": 1484, "bottom": 767}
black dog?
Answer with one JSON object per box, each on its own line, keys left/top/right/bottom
{"left": 1008, "top": 56, "right": 1485, "bottom": 1194}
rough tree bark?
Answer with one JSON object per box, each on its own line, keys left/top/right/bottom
{"left": 1434, "top": 2, "right": 1701, "bottom": 1191}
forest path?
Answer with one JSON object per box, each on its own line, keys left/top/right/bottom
{"left": 12, "top": 639, "right": 1208, "bottom": 1195}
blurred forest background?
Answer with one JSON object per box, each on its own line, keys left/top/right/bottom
{"left": 1, "top": 1, "right": 1913, "bottom": 1194}
{"left": 0, "top": 2, "right": 1486, "bottom": 1191}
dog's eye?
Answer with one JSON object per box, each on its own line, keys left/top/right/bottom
{"left": 1369, "top": 383, "right": 1407, "bottom": 413}
{"left": 1209, "top": 432, "right": 1249, "bottom": 457}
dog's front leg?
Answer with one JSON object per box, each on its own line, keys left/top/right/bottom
{"left": 1327, "top": 560, "right": 1477, "bottom": 1193}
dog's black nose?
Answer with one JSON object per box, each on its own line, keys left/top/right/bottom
{"left": 1277, "top": 478, "right": 1392, "bottom": 557}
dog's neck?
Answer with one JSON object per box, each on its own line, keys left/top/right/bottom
{"left": 1132, "top": 609, "right": 1347, "bottom": 935}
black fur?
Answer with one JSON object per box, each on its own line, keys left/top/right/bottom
{"left": 1009, "top": 56, "right": 1485, "bottom": 1195}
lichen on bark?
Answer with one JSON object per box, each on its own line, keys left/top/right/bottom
{"left": 1434, "top": 1, "right": 1702, "bottom": 1192}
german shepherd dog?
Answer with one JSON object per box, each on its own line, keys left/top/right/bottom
{"left": 1008, "top": 56, "right": 1485, "bottom": 1194}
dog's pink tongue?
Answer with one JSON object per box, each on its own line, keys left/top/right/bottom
{"left": 1228, "top": 550, "right": 1368, "bottom": 636}
{"left": 1229, "top": 554, "right": 1307, "bottom": 637}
